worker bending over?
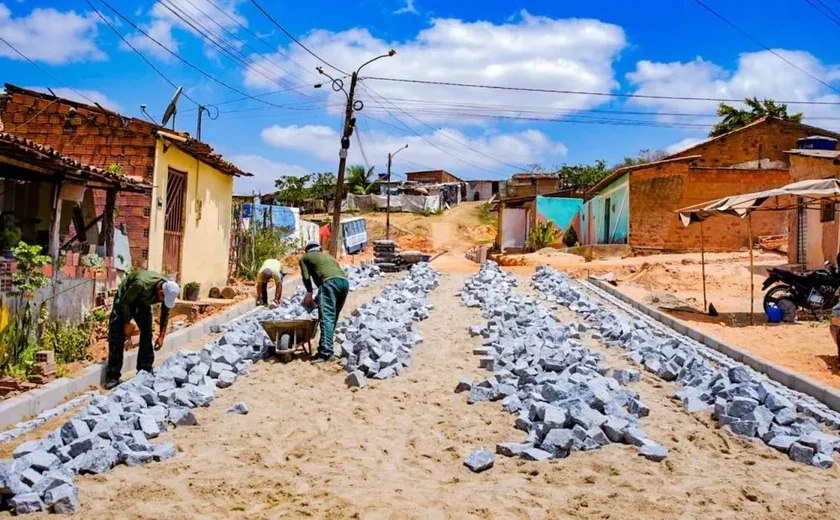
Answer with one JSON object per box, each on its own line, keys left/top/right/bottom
{"left": 256, "top": 258, "right": 285, "bottom": 306}
{"left": 299, "top": 241, "right": 349, "bottom": 364}
{"left": 105, "top": 271, "right": 179, "bottom": 390}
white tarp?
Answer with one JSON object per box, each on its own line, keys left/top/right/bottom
{"left": 502, "top": 208, "right": 528, "bottom": 249}
{"left": 678, "top": 178, "right": 840, "bottom": 226}
{"left": 298, "top": 219, "right": 320, "bottom": 247}
{"left": 330, "top": 193, "right": 441, "bottom": 214}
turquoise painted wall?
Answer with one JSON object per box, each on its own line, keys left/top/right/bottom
{"left": 536, "top": 196, "right": 582, "bottom": 231}
{"left": 587, "top": 173, "right": 629, "bottom": 244}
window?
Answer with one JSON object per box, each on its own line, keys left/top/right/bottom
{"left": 821, "top": 200, "right": 836, "bottom": 223}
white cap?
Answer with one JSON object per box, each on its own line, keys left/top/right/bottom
{"left": 162, "top": 281, "right": 180, "bottom": 308}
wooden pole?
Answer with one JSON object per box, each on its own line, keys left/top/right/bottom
{"left": 700, "top": 220, "right": 707, "bottom": 312}
{"left": 49, "top": 181, "right": 63, "bottom": 318}
{"left": 748, "top": 213, "right": 755, "bottom": 326}
{"left": 102, "top": 189, "right": 116, "bottom": 258}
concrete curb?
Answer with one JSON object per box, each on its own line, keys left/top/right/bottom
{"left": 587, "top": 278, "right": 840, "bottom": 414}
{"left": 0, "top": 275, "right": 303, "bottom": 432}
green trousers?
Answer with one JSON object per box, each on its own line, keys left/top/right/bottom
{"left": 317, "top": 277, "right": 349, "bottom": 358}
{"left": 106, "top": 297, "right": 154, "bottom": 380}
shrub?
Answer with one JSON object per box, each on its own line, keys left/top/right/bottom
{"left": 562, "top": 226, "right": 579, "bottom": 248}
{"left": 526, "top": 221, "right": 559, "bottom": 251}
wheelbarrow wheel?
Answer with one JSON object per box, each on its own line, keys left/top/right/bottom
{"left": 277, "top": 333, "right": 294, "bottom": 363}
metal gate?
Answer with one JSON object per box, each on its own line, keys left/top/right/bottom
{"left": 163, "top": 168, "right": 186, "bottom": 278}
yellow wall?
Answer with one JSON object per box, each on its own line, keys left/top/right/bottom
{"left": 148, "top": 140, "right": 234, "bottom": 297}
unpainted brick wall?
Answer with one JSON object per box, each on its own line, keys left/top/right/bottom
{"left": 787, "top": 155, "right": 840, "bottom": 267}
{"left": 669, "top": 118, "right": 838, "bottom": 168}
{"left": 629, "top": 164, "right": 790, "bottom": 251}
{"left": 0, "top": 90, "right": 155, "bottom": 267}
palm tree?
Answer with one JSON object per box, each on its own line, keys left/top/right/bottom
{"left": 346, "top": 165, "right": 377, "bottom": 195}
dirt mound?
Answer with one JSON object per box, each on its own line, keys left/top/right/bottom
{"left": 398, "top": 234, "right": 435, "bottom": 252}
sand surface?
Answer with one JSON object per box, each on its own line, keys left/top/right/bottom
{"left": 15, "top": 272, "right": 840, "bottom": 519}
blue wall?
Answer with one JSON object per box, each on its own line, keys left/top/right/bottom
{"left": 536, "top": 196, "right": 582, "bottom": 230}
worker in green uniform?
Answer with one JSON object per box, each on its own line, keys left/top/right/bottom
{"left": 104, "top": 271, "right": 180, "bottom": 390}
{"left": 300, "top": 241, "right": 349, "bottom": 364}
{"left": 255, "top": 258, "right": 285, "bottom": 306}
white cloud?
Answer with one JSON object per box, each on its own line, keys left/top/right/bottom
{"left": 124, "top": 19, "right": 180, "bottom": 62}
{"left": 229, "top": 154, "right": 310, "bottom": 194}
{"left": 666, "top": 136, "right": 705, "bottom": 155}
{"left": 27, "top": 86, "right": 124, "bottom": 113}
{"left": 0, "top": 3, "right": 105, "bottom": 64}
{"left": 243, "top": 11, "right": 626, "bottom": 123}
{"left": 394, "top": 0, "right": 418, "bottom": 15}
{"left": 124, "top": 0, "right": 246, "bottom": 61}
{"left": 626, "top": 50, "right": 840, "bottom": 121}
{"left": 259, "top": 123, "right": 567, "bottom": 178}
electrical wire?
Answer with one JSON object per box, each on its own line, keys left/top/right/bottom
{"left": 249, "top": 0, "right": 347, "bottom": 75}
{"left": 9, "top": 99, "right": 59, "bottom": 132}
{"left": 0, "top": 35, "right": 100, "bottom": 107}
{"left": 86, "top": 0, "right": 201, "bottom": 106}
{"left": 364, "top": 76, "right": 840, "bottom": 106}
{"left": 803, "top": 0, "right": 840, "bottom": 26}
{"left": 360, "top": 84, "right": 526, "bottom": 173}
{"left": 692, "top": 0, "right": 840, "bottom": 96}
{"left": 95, "top": 0, "right": 298, "bottom": 111}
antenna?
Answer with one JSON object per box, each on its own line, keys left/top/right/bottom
{"left": 161, "top": 86, "right": 183, "bottom": 130}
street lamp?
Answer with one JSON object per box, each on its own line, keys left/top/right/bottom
{"left": 386, "top": 144, "right": 409, "bottom": 241}
{"left": 316, "top": 50, "right": 397, "bottom": 258}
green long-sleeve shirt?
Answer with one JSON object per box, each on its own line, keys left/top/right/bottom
{"left": 299, "top": 252, "right": 347, "bottom": 292}
{"left": 116, "top": 270, "right": 170, "bottom": 331}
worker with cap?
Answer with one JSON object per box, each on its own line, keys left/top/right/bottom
{"left": 300, "top": 241, "right": 349, "bottom": 363}
{"left": 104, "top": 271, "right": 180, "bottom": 390}
{"left": 256, "top": 257, "right": 285, "bottom": 306}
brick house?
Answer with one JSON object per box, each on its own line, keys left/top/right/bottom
{"left": 580, "top": 117, "right": 840, "bottom": 252}
{"left": 0, "top": 84, "right": 251, "bottom": 296}
{"left": 785, "top": 146, "right": 840, "bottom": 269}
{"left": 506, "top": 172, "right": 559, "bottom": 199}
{"left": 405, "top": 169, "right": 463, "bottom": 184}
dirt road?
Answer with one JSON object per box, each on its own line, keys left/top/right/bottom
{"left": 37, "top": 272, "right": 840, "bottom": 519}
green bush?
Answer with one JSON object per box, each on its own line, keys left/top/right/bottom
{"left": 562, "top": 226, "right": 579, "bottom": 248}
{"left": 39, "top": 305, "right": 92, "bottom": 366}
{"left": 526, "top": 221, "right": 559, "bottom": 251}
{"left": 236, "top": 224, "right": 296, "bottom": 280}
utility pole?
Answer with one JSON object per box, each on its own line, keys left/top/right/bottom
{"left": 316, "top": 50, "right": 396, "bottom": 258}
{"left": 386, "top": 144, "right": 409, "bottom": 240}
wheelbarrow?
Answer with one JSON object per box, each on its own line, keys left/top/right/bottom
{"left": 260, "top": 319, "right": 319, "bottom": 363}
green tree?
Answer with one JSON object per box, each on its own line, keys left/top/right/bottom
{"left": 346, "top": 165, "right": 377, "bottom": 195}
{"left": 310, "top": 172, "right": 336, "bottom": 213}
{"left": 615, "top": 149, "right": 668, "bottom": 169}
{"left": 274, "top": 174, "right": 311, "bottom": 207}
{"left": 556, "top": 160, "right": 612, "bottom": 191}
{"left": 709, "top": 97, "right": 803, "bottom": 137}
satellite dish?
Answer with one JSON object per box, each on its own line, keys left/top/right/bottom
{"left": 161, "top": 86, "right": 183, "bottom": 129}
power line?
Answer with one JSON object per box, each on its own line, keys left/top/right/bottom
{"left": 249, "top": 0, "right": 347, "bottom": 75}
{"left": 86, "top": 0, "right": 200, "bottom": 106}
{"left": 0, "top": 35, "right": 100, "bottom": 107}
{"left": 364, "top": 76, "right": 840, "bottom": 106}
{"left": 360, "top": 84, "right": 525, "bottom": 173}
{"left": 205, "top": 0, "right": 319, "bottom": 83}
{"left": 803, "top": 0, "right": 840, "bottom": 26}
{"left": 95, "top": 0, "right": 297, "bottom": 111}
{"left": 692, "top": 0, "right": 840, "bottom": 96}
{"left": 155, "top": 0, "right": 308, "bottom": 97}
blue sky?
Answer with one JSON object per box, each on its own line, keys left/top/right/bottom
{"left": 3, "top": 0, "right": 840, "bottom": 193}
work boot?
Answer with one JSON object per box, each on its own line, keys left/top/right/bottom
{"left": 310, "top": 355, "right": 335, "bottom": 365}
{"left": 103, "top": 378, "right": 121, "bottom": 391}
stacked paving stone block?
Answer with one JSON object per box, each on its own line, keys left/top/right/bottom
{"left": 337, "top": 263, "right": 439, "bottom": 385}
{"left": 0, "top": 266, "right": 390, "bottom": 515}
{"left": 458, "top": 262, "right": 666, "bottom": 463}
{"left": 532, "top": 266, "right": 840, "bottom": 469}
{"left": 373, "top": 240, "right": 402, "bottom": 273}
{"left": 344, "top": 264, "right": 382, "bottom": 291}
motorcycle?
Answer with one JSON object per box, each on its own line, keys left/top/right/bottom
{"left": 762, "top": 253, "right": 840, "bottom": 320}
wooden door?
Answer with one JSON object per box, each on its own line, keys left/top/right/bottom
{"left": 163, "top": 169, "right": 186, "bottom": 278}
